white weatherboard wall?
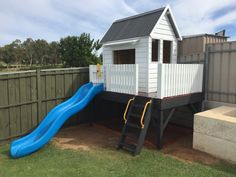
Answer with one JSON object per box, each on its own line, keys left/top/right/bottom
{"left": 150, "top": 13, "right": 178, "bottom": 63}
{"left": 102, "top": 37, "right": 149, "bottom": 93}
{"left": 157, "top": 64, "right": 204, "bottom": 98}
{"left": 148, "top": 62, "right": 158, "bottom": 92}
{"left": 148, "top": 13, "right": 178, "bottom": 92}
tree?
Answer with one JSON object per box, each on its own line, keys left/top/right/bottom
{"left": 10, "top": 39, "right": 25, "bottom": 66}
{"left": 22, "top": 38, "right": 35, "bottom": 66}
{"left": 49, "top": 41, "right": 61, "bottom": 65}
{"left": 35, "top": 39, "right": 50, "bottom": 65}
{"left": 0, "top": 45, "right": 14, "bottom": 67}
{"left": 0, "top": 39, "right": 25, "bottom": 67}
{"left": 59, "top": 33, "right": 101, "bottom": 67}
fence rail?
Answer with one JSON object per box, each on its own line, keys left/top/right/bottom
{"left": 0, "top": 67, "right": 89, "bottom": 141}
{"left": 157, "top": 64, "right": 203, "bottom": 99}
{"left": 178, "top": 53, "right": 205, "bottom": 64}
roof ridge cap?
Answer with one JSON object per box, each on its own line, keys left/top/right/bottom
{"left": 114, "top": 7, "right": 166, "bottom": 23}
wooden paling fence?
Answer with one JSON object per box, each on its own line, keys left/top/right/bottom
{"left": 178, "top": 53, "right": 205, "bottom": 64}
{"left": 0, "top": 67, "right": 89, "bottom": 141}
{"left": 178, "top": 41, "right": 236, "bottom": 105}
{"left": 206, "top": 42, "right": 236, "bottom": 104}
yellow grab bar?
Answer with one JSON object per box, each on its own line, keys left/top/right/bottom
{"left": 140, "top": 100, "right": 152, "bottom": 128}
{"left": 123, "top": 98, "right": 135, "bottom": 123}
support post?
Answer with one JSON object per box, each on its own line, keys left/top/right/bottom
{"left": 204, "top": 46, "right": 210, "bottom": 107}
{"left": 151, "top": 99, "right": 164, "bottom": 150}
{"left": 156, "top": 110, "right": 164, "bottom": 150}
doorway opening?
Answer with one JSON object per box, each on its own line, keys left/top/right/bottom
{"left": 163, "top": 40, "right": 171, "bottom": 63}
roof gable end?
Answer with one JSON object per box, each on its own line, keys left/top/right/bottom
{"left": 150, "top": 5, "right": 182, "bottom": 40}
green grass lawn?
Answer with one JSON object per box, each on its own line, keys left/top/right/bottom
{"left": 0, "top": 143, "right": 235, "bottom": 177}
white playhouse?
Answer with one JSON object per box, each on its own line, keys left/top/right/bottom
{"left": 90, "top": 6, "right": 203, "bottom": 99}
{"left": 101, "top": 6, "right": 182, "bottom": 93}
{"left": 89, "top": 6, "right": 204, "bottom": 152}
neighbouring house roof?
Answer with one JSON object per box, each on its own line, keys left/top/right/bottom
{"left": 101, "top": 6, "right": 182, "bottom": 44}
{"left": 182, "top": 33, "right": 229, "bottom": 39}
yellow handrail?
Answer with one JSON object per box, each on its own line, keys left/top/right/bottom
{"left": 140, "top": 100, "right": 152, "bottom": 128}
{"left": 123, "top": 98, "right": 135, "bottom": 123}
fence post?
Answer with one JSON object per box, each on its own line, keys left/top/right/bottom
{"left": 36, "top": 69, "right": 42, "bottom": 124}
{"left": 204, "top": 46, "right": 210, "bottom": 105}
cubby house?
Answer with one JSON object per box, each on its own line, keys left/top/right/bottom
{"left": 89, "top": 6, "right": 204, "bottom": 153}
{"left": 101, "top": 6, "right": 182, "bottom": 93}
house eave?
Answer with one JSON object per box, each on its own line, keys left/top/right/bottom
{"left": 102, "top": 38, "right": 142, "bottom": 47}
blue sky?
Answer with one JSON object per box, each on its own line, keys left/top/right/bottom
{"left": 0, "top": 0, "right": 236, "bottom": 46}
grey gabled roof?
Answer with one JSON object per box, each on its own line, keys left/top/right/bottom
{"left": 101, "top": 7, "right": 165, "bottom": 43}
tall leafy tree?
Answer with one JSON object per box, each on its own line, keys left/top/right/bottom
{"left": 22, "top": 38, "right": 35, "bottom": 65}
{"left": 49, "top": 41, "right": 61, "bottom": 65}
{"left": 0, "top": 33, "right": 101, "bottom": 68}
{"left": 33, "top": 39, "right": 50, "bottom": 65}
{"left": 0, "top": 40, "right": 24, "bottom": 67}
{"left": 0, "top": 45, "right": 14, "bottom": 67}
{"left": 10, "top": 39, "right": 25, "bottom": 66}
{"left": 59, "top": 33, "right": 101, "bottom": 67}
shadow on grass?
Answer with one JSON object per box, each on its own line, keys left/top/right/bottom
{"left": 0, "top": 146, "right": 11, "bottom": 159}
{"left": 210, "top": 161, "right": 236, "bottom": 176}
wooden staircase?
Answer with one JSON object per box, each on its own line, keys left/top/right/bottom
{"left": 117, "top": 96, "right": 152, "bottom": 155}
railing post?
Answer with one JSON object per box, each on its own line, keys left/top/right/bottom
{"left": 36, "top": 69, "right": 42, "bottom": 124}
{"left": 89, "top": 65, "right": 93, "bottom": 83}
{"left": 135, "top": 64, "right": 139, "bottom": 95}
{"left": 157, "top": 63, "right": 163, "bottom": 99}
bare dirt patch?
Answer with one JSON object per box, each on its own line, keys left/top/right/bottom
{"left": 53, "top": 123, "right": 219, "bottom": 165}
{"left": 162, "top": 134, "right": 219, "bottom": 165}
{"left": 53, "top": 124, "right": 120, "bottom": 151}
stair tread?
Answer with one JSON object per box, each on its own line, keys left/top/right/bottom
{"left": 124, "top": 132, "right": 139, "bottom": 140}
{"left": 129, "top": 112, "right": 141, "bottom": 118}
{"left": 132, "top": 104, "right": 144, "bottom": 108}
{"left": 118, "top": 97, "right": 153, "bottom": 155}
{"left": 126, "top": 122, "right": 142, "bottom": 129}
{"left": 120, "top": 142, "right": 136, "bottom": 152}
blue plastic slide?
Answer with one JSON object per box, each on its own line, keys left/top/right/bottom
{"left": 10, "top": 82, "right": 104, "bottom": 158}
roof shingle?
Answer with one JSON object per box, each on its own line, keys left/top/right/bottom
{"left": 101, "top": 7, "right": 165, "bottom": 43}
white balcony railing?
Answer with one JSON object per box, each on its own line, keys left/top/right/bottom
{"left": 89, "top": 64, "right": 139, "bottom": 95}
{"left": 89, "top": 63, "right": 203, "bottom": 98}
{"left": 157, "top": 63, "right": 203, "bottom": 99}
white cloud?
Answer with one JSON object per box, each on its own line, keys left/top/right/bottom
{"left": 0, "top": 0, "right": 137, "bottom": 45}
{"left": 0, "top": 0, "right": 235, "bottom": 45}
{"left": 170, "top": 0, "right": 236, "bottom": 36}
